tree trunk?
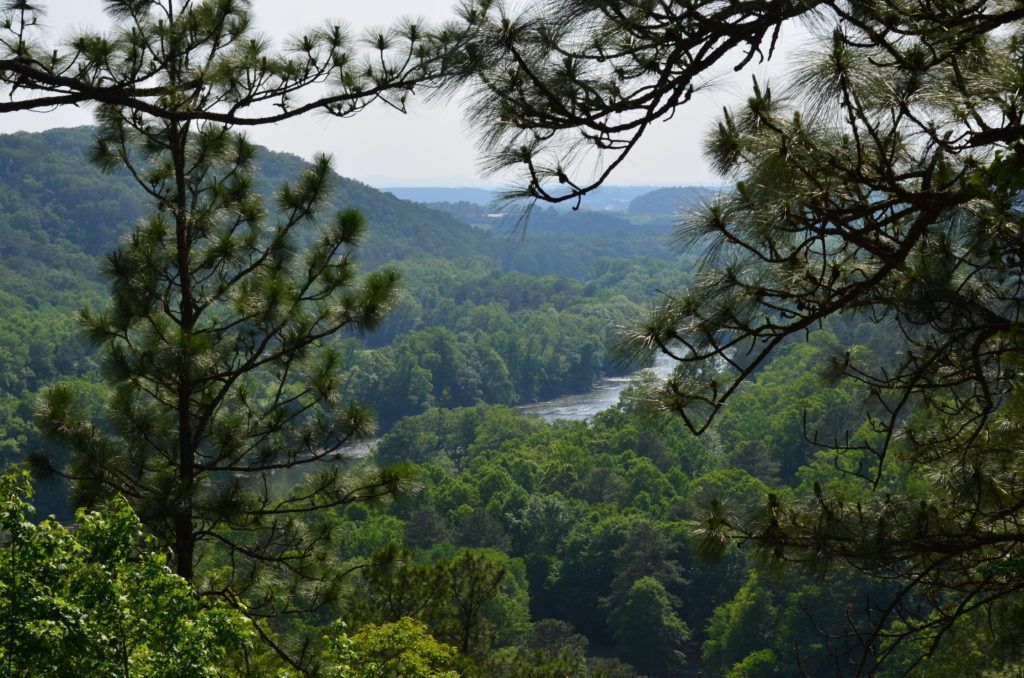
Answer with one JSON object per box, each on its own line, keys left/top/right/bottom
{"left": 171, "top": 120, "right": 195, "bottom": 582}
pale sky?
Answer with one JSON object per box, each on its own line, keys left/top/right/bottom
{"left": 0, "top": 1, "right": 806, "bottom": 187}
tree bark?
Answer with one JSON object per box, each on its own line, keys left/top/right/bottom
{"left": 171, "top": 120, "right": 195, "bottom": 582}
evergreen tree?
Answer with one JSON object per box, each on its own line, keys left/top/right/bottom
{"left": 344, "top": 546, "right": 512, "bottom": 659}
{"left": 0, "top": 1, "right": 456, "bottom": 122}
{"left": 452, "top": 0, "right": 810, "bottom": 206}
{"left": 440, "top": 549, "right": 508, "bottom": 656}
{"left": 22, "top": 1, "right": 452, "bottom": 668}
{"left": 457, "top": 0, "right": 1024, "bottom": 668}
{"left": 344, "top": 545, "right": 447, "bottom": 626}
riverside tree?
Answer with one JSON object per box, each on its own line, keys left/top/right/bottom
{"left": 457, "top": 0, "right": 1024, "bottom": 669}
{"left": 24, "top": 1, "right": 457, "bottom": 669}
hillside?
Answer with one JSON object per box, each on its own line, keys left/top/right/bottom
{"left": 0, "top": 127, "right": 488, "bottom": 399}
{"left": 0, "top": 127, "right": 491, "bottom": 266}
{"left": 627, "top": 185, "right": 717, "bottom": 217}
{"left": 0, "top": 127, "right": 688, "bottom": 457}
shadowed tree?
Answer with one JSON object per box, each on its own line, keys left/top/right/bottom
{"left": 457, "top": 0, "right": 1024, "bottom": 670}
{"left": 343, "top": 546, "right": 511, "bottom": 658}
{"left": 608, "top": 576, "right": 690, "bottom": 677}
{"left": 441, "top": 549, "right": 508, "bottom": 656}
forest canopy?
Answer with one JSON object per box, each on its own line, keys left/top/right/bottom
{"left": 2, "top": 0, "right": 1024, "bottom": 676}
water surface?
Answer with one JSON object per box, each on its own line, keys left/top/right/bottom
{"left": 345, "top": 352, "right": 676, "bottom": 458}
{"left": 514, "top": 353, "right": 675, "bottom": 422}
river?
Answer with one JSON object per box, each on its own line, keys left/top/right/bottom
{"left": 342, "top": 353, "right": 676, "bottom": 458}
{"left": 514, "top": 352, "right": 676, "bottom": 422}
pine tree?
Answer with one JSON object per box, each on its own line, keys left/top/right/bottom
{"left": 0, "top": 1, "right": 457, "bottom": 122}
{"left": 452, "top": 0, "right": 811, "bottom": 206}
{"left": 457, "top": 0, "right": 1024, "bottom": 668}
{"left": 36, "top": 120, "right": 404, "bottom": 586}
{"left": 23, "top": 1, "right": 453, "bottom": 668}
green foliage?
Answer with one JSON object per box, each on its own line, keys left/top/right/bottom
{"left": 15, "top": 3, "right": 1024, "bottom": 672}
{"left": 35, "top": 118, "right": 408, "bottom": 592}
{"left": 324, "top": 618, "right": 459, "bottom": 678}
{"left": 878, "top": 597, "right": 1024, "bottom": 677}
{"left": 368, "top": 399, "right": 717, "bottom": 664}
{"left": 16, "top": 6, "right": 454, "bottom": 671}
{"left": 702, "top": 573, "right": 780, "bottom": 677}
{"left": 458, "top": 1, "right": 1024, "bottom": 667}
{"left": 725, "top": 650, "right": 779, "bottom": 678}
{"left": 344, "top": 545, "right": 524, "bottom": 658}
{"left": 359, "top": 323, "right": 981, "bottom": 673}
{"left": 344, "top": 259, "right": 656, "bottom": 428}
{"left": 702, "top": 566, "right": 902, "bottom": 677}
{"left": 0, "top": 467, "right": 250, "bottom": 676}
{"left": 472, "top": 646, "right": 585, "bottom": 677}
{"left": 0, "top": 127, "right": 682, "bottom": 499}
{"left": 713, "top": 332, "right": 865, "bottom": 482}
{"left": 607, "top": 577, "right": 690, "bottom": 676}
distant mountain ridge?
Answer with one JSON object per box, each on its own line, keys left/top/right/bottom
{"left": 385, "top": 185, "right": 672, "bottom": 213}
{"left": 387, "top": 184, "right": 719, "bottom": 229}
{"left": 627, "top": 186, "right": 717, "bottom": 216}
{"left": 381, "top": 186, "right": 496, "bottom": 206}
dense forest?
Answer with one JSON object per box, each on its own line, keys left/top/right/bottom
{"left": 0, "top": 127, "right": 693, "bottom": 479}
{"left": 1, "top": 127, "right": 1010, "bottom": 677}
{"left": 4, "top": 1, "right": 1024, "bottom": 676}
{"left": 0, "top": 127, "right": 734, "bottom": 674}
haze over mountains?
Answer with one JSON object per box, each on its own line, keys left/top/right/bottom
{"left": 383, "top": 184, "right": 717, "bottom": 216}
{"left": 0, "top": 128, "right": 709, "bottom": 278}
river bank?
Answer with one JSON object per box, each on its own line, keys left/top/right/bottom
{"left": 342, "top": 353, "right": 676, "bottom": 459}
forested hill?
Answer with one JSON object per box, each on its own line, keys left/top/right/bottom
{"left": 0, "top": 126, "right": 489, "bottom": 267}
{"left": 627, "top": 186, "right": 716, "bottom": 216}
{"left": 0, "top": 127, "right": 687, "bottom": 466}
{"left": 0, "top": 126, "right": 484, "bottom": 406}
{"left": 0, "top": 127, "right": 676, "bottom": 276}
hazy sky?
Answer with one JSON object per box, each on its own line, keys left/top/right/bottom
{"left": 1, "top": 1, "right": 807, "bottom": 187}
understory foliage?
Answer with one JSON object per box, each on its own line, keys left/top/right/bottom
{"left": 0, "top": 468, "right": 249, "bottom": 676}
